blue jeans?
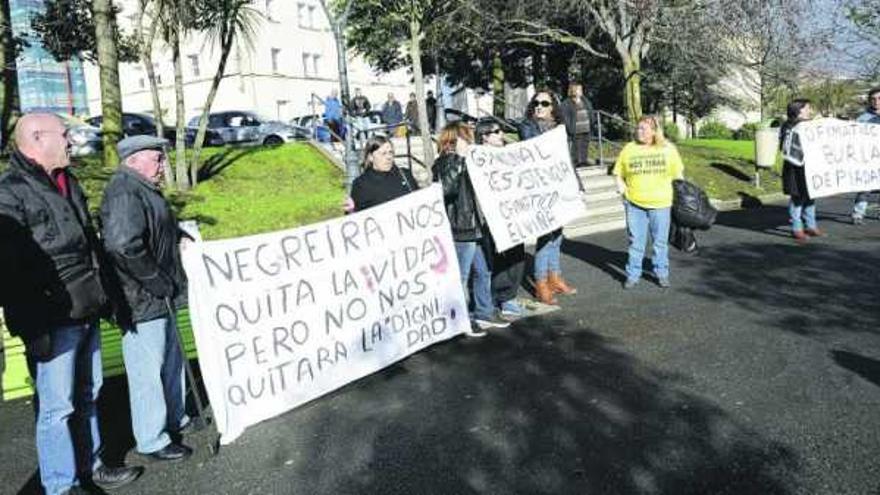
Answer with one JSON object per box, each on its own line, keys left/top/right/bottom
{"left": 625, "top": 201, "right": 671, "bottom": 281}
{"left": 455, "top": 241, "right": 494, "bottom": 320}
{"left": 853, "top": 191, "right": 877, "bottom": 219}
{"left": 789, "top": 197, "right": 817, "bottom": 231}
{"left": 534, "top": 229, "right": 562, "bottom": 281}
{"left": 122, "top": 316, "right": 188, "bottom": 453}
{"left": 29, "top": 322, "right": 103, "bottom": 495}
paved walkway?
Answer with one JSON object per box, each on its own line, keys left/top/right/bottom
{"left": 2, "top": 194, "right": 879, "bottom": 495}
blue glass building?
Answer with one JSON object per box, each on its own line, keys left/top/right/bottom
{"left": 9, "top": 0, "right": 89, "bottom": 116}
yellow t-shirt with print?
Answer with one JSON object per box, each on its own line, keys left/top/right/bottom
{"left": 612, "top": 142, "right": 684, "bottom": 209}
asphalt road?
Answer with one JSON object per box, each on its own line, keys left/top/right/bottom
{"left": 2, "top": 194, "right": 879, "bottom": 495}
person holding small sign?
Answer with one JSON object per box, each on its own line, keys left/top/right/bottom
{"left": 851, "top": 87, "right": 880, "bottom": 225}
{"left": 613, "top": 115, "right": 685, "bottom": 289}
{"left": 518, "top": 90, "right": 577, "bottom": 305}
{"left": 434, "top": 122, "right": 510, "bottom": 335}
{"left": 780, "top": 99, "right": 822, "bottom": 242}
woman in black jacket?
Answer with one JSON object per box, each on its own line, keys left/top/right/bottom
{"left": 350, "top": 135, "right": 417, "bottom": 212}
{"left": 518, "top": 90, "right": 576, "bottom": 305}
{"left": 433, "top": 122, "right": 508, "bottom": 335}
{"left": 780, "top": 98, "right": 821, "bottom": 242}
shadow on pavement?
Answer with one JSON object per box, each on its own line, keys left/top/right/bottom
{"left": 683, "top": 239, "right": 880, "bottom": 337}
{"left": 263, "top": 317, "right": 803, "bottom": 495}
{"left": 562, "top": 239, "right": 627, "bottom": 283}
{"left": 832, "top": 350, "right": 880, "bottom": 388}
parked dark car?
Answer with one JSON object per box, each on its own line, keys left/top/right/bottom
{"left": 87, "top": 112, "right": 224, "bottom": 147}
{"left": 189, "top": 111, "right": 306, "bottom": 146}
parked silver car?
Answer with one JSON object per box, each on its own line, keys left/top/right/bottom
{"left": 188, "top": 111, "right": 307, "bottom": 146}
{"left": 57, "top": 114, "right": 103, "bottom": 157}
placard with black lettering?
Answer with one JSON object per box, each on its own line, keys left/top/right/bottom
{"left": 465, "top": 125, "right": 587, "bottom": 252}
{"left": 796, "top": 118, "right": 880, "bottom": 199}
{"left": 181, "top": 185, "right": 469, "bottom": 445}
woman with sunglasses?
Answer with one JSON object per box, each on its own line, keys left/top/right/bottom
{"left": 613, "top": 115, "right": 684, "bottom": 289}
{"left": 434, "top": 121, "right": 509, "bottom": 335}
{"left": 476, "top": 121, "right": 527, "bottom": 320}
{"left": 517, "top": 90, "right": 576, "bottom": 306}
{"left": 350, "top": 135, "right": 417, "bottom": 212}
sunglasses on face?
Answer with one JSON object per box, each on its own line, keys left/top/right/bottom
{"left": 481, "top": 128, "right": 503, "bottom": 136}
{"left": 534, "top": 100, "right": 553, "bottom": 108}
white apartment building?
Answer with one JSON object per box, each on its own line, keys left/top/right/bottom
{"left": 83, "top": 0, "right": 414, "bottom": 122}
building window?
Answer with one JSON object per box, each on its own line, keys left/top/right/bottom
{"left": 297, "top": 3, "right": 306, "bottom": 27}
{"left": 307, "top": 5, "right": 316, "bottom": 28}
{"left": 188, "top": 55, "right": 200, "bottom": 78}
{"left": 266, "top": 0, "right": 276, "bottom": 21}
{"left": 153, "top": 63, "right": 162, "bottom": 85}
{"left": 312, "top": 54, "right": 321, "bottom": 77}
{"left": 302, "top": 53, "right": 311, "bottom": 77}
{"left": 138, "top": 77, "right": 145, "bottom": 89}
{"left": 271, "top": 48, "right": 281, "bottom": 73}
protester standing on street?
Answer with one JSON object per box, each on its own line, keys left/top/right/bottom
{"left": 0, "top": 113, "right": 143, "bottom": 495}
{"left": 434, "top": 122, "right": 509, "bottom": 335}
{"left": 351, "top": 88, "right": 372, "bottom": 145}
{"left": 381, "top": 93, "right": 404, "bottom": 137}
{"left": 476, "top": 121, "right": 526, "bottom": 320}
{"left": 350, "top": 135, "right": 417, "bottom": 212}
{"left": 518, "top": 90, "right": 577, "bottom": 305}
{"left": 560, "top": 82, "right": 594, "bottom": 170}
{"left": 613, "top": 115, "right": 685, "bottom": 289}
{"left": 780, "top": 99, "right": 822, "bottom": 243}
{"left": 100, "top": 135, "right": 194, "bottom": 463}
{"left": 851, "top": 87, "right": 880, "bottom": 225}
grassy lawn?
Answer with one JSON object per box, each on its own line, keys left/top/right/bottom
{"left": 2, "top": 142, "right": 345, "bottom": 399}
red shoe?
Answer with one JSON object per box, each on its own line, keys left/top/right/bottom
{"left": 792, "top": 230, "right": 808, "bottom": 243}
{"left": 805, "top": 228, "right": 825, "bottom": 237}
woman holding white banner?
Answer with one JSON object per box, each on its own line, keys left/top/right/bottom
{"left": 780, "top": 99, "right": 822, "bottom": 242}
{"left": 434, "top": 122, "right": 510, "bottom": 335}
{"left": 351, "top": 135, "right": 418, "bottom": 212}
{"left": 613, "top": 115, "right": 684, "bottom": 289}
{"left": 518, "top": 90, "right": 577, "bottom": 305}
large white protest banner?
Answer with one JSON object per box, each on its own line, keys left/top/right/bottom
{"left": 796, "top": 118, "right": 880, "bottom": 199}
{"left": 181, "top": 185, "right": 469, "bottom": 445}
{"left": 465, "top": 125, "right": 587, "bottom": 252}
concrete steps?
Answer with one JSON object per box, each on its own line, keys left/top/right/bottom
{"left": 564, "top": 166, "right": 626, "bottom": 238}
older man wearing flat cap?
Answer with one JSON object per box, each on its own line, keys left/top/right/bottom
{"left": 100, "top": 135, "right": 193, "bottom": 462}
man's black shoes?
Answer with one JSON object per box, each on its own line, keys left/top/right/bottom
{"left": 91, "top": 464, "right": 144, "bottom": 490}
{"left": 143, "top": 443, "right": 193, "bottom": 462}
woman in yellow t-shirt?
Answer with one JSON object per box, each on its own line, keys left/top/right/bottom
{"left": 612, "top": 115, "right": 684, "bottom": 289}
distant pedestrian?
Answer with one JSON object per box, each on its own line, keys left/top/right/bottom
{"left": 851, "top": 87, "right": 880, "bottom": 225}
{"left": 381, "top": 93, "right": 404, "bottom": 137}
{"left": 100, "top": 135, "right": 194, "bottom": 463}
{"left": 323, "top": 89, "right": 344, "bottom": 143}
{"left": 426, "top": 90, "right": 438, "bottom": 132}
{"left": 476, "top": 121, "right": 526, "bottom": 320}
{"left": 518, "top": 89, "right": 577, "bottom": 305}
{"left": 560, "top": 82, "right": 594, "bottom": 169}
{"left": 613, "top": 115, "right": 685, "bottom": 289}
{"left": 405, "top": 92, "right": 419, "bottom": 133}
{"left": 780, "top": 98, "right": 822, "bottom": 242}
{"left": 350, "top": 135, "right": 417, "bottom": 212}
{"left": 434, "top": 121, "right": 509, "bottom": 335}
{"left": 351, "top": 88, "right": 372, "bottom": 145}
{"left": 0, "top": 112, "right": 143, "bottom": 495}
